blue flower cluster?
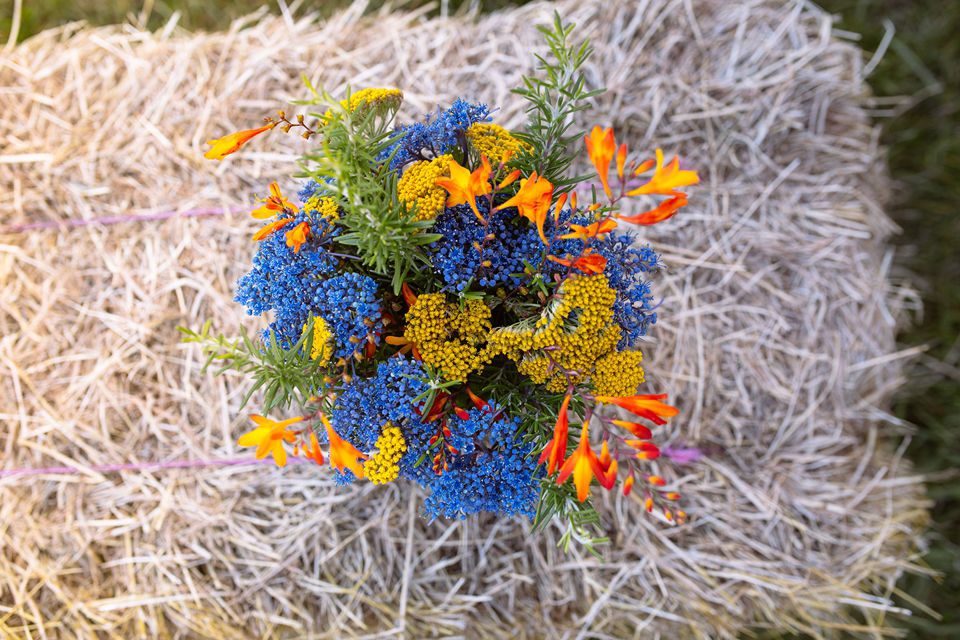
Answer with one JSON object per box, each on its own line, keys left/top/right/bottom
{"left": 418, "top": 405, "right": 539, "bottom": 520}
{"left": 297, "top": 177, "right": 338, "bottom": 203}
{"left": 234, "top": 210, "right": 339, "bottom": 346}
{"left": 423, "top": 423, "right": 540, "bottom": 520}
{"left": 593, "top": 233, "right": 662, "bottom": 347}
{"left": 311, "top": 273, "right": 383, "bottom": 360}
{"left": 430, "top": 199, "right": 542, "bottom": 291}
{"left": 378, "top": 99, "right": 492, "bottom": 171}
{"left": 331, "top": 366, "right": 539, "bottom": 518}
{"left": 332, "top": 356, "right": 430, "bottom": 451}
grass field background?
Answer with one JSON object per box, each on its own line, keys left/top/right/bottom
{"left": 2, "top": 0, "right": 957, "bottom": 637}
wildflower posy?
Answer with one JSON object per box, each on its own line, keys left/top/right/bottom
{"left": 189, "top": 14, "right": 699, "bottom": 550}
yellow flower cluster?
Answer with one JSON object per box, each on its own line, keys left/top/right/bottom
{"left": 591, "top": 349, "right": 645, "bottom": 397}
{"left": 304, "top": 316, "right": 333, "bottom": 364}
{"left": 321, "top": 88, "right": 403, "bottom": 125}
{"left": 340, "top": 88, "right": 403, "bottom": 112}
{"left": 397, "top": 155, "right": 453, "bottom": 222}
{"left": 466, "top": 123, "right": 533, "bottom": 164}
{"left": 304, "top": 195, "right": 340, "bottom": 221}
{"left": 488, "top": 274, "right": 621, "bottom": 391}
{"left": 404, "top": 294, "right": 493, "bottom": 382}
{"left": 364, "top": 422, "right": 407, "bottom": 485}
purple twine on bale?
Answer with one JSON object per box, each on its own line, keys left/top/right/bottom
{"left": 0, "top": 456, "right": 302, "bottom": 478}
{"left": 0, "top": 206, "right": 248, "bottom": 234}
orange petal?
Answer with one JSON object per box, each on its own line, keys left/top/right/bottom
{"left": 616, "top": 143, "right": 628, "bottom": 180}
{"left": 252, "top": 217, "right": 294, "bottom": 242}
{"left": 204, "top": 123, "right": 275, "bottom": 161}
{"left": 616, "top": 194, "right": 688, "bottom": 226}
{"left": 285, "top": 221, "right": 310, "bottom": 253}
{"left": 553, "top": 192, "right": 567, "bottom": 223}
{"left": 594, "top": 394, "right": 678, "bottom": 425}
{"left": 626, "top": 149, "right": 699, "bottom": 197}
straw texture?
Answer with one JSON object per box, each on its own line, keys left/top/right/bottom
{"left": 0, "top": 0, "right": 928, "bottom": 637}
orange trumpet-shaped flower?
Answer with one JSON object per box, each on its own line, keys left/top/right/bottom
{"left": 237, "top": 414, "right": 303, "bottom": 467}
{"left": 301, "top": 431, "right": 325, "bottom": 466}
{"left": 595, "top": 440, "right": 619, "bottom": 490}
{"left": 401, "top": 282, "right": 418, "bottom": 307}
{"left": 547, "top": 249, "right": 607, "bottom": 274}
{"left": 610, "top": 419, "right": 652, "bottom": 440}
{"left": 435, "top": 157, "right": 492, "bottom": 222}
{"left": 553, "top": 192, "right": 568, "bottom": 224}
{"left": 585, "top": 126, "right": 616, "bottom": 198}
{"left": 252, "top": 182, "right": 299, "bottom": 219}
{"left": 252, "top": 217, "right": 294, "bottom": 242}
{"left": 498, "top": 169, "right": 522, "bottom": 190}
{"left": 321, "top": 414, "right": 368, "bottom": 479}
{"left": 285, "top": 221, "right": 310, "bottom": 253}
{"left": 385, "top": 334, "right": 416, "bottom": 357}
{"left": 556, "top": 217, "right": 617, "bottom": 240}
{"left": 593, "top": 394, "right": 679, "bottom": 425}
{"left": 632, "top": 442, "right": 661, "bottom": 460}
{"left": 616, "top": 194, "right": 688, "bottom": 226}
{"left": 466, "top": 386, "right": 489, "bottom": 412}
{"left": 626, "top": 149, "right": 699, "bottom": 197}
{"left": 556, "top": 422, "right": 601, "bottom": 502}
{"left": 538, "top": 393, "right": 571, "bottom": 475}
{"left": 497, "top": 171, "right": 554, "bottom": 244}
{"left": 616, "top": 142, "right": 628, "bottom": 180}
{"left": 204, "top": 123, "right": 275, "bottom": 161}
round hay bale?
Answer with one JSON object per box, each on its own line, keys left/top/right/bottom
{"left": 0, "top": 0, "right": 928, "bottom": 637}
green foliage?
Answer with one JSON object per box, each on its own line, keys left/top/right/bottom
{"left": 510, "top": 11, "right": 604, "bottom": 191}
{"left": 178, "top": 319, "right": 325, "bottom": 413}
{"left": 292, "top": 82, "right": 439, "bottom": 294}
{"left": 533, "top": 486, "right": 610, "bottom": 559}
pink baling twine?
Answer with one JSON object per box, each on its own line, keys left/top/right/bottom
{"left": 0, "top": 457, "right": 299, "bottom": 478}
{"left": 0, "top": 176, "right": 696, "bottom": 478}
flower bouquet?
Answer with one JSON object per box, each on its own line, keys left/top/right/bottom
{"left": 183, "top": 14, "right": 698, "bottom": 552}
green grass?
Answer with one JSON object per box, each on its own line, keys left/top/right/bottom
{"left": 3, "top": 0, "right": 959, "bottom": 637}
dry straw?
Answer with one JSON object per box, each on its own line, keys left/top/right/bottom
{"left": 0, "top": 0, "right": 931, "bottom": 637}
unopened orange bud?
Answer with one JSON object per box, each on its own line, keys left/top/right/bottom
{"left": 648, "top": 475, "right": 666, "bottom": 486}
{"left": 622, "top": 475, "right": 635, "bottom": 496}
{"left": 665, "top": 492, "right": 681, "bottom": 501}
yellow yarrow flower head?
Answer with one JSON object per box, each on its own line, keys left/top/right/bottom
{"left": 304, "top": 195, "right": 341, "bottom": 221}
{"left": 397, "top": 155, "right": 453, "bottom": 222}
{"left": 403, "top": 294, "right": 493, "bottom": 383}
{"left": 488, "top": 274, "right": 621, "bottom": 390}
{"left": 303, "top": 316, "right": 333, "bottom": 365}
{"left": 364, "top": 422, "right": 408, "bottom": 485}
{"left": 322, "top": 88, "right": 403, "bottom": 124}
{"left": 466, "top": 123, "right": 532, "bottom": 165}
{"left": 591, "top": 349, "right": 645, "bottom": 397}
